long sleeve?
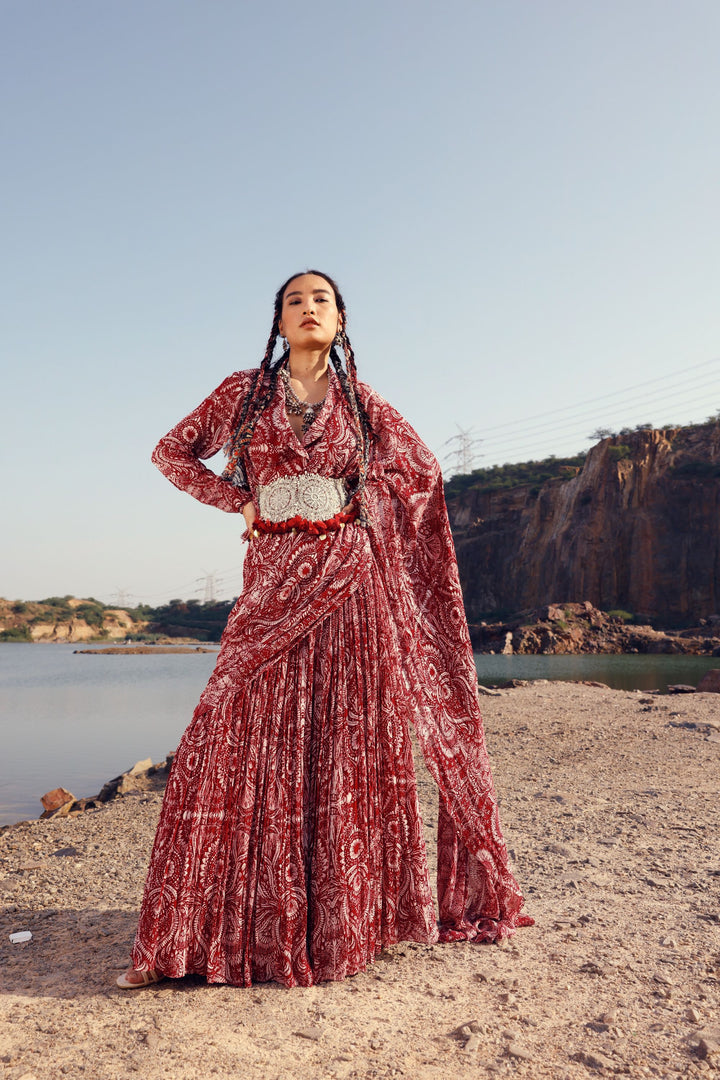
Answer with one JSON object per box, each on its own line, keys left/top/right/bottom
{"left": 151, "top": 371, "right": 255, "bottom": 512}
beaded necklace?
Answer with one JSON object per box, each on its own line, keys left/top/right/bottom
{"left": 280, "top": 367, "right": 327, "bottom": 434}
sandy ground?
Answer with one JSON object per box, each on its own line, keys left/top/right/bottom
{"left": 1, "top": 681, "right": 719, "bottom": 1080}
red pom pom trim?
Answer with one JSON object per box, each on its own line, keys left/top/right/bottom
{"left": 251, "top": 505, "right": 358, "bottom": 537}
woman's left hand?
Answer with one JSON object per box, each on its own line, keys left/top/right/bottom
{"left": 242, "top": 501, "right": 257, "bottom": 530}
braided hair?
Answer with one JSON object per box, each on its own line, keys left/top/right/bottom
{"left": 223, "top": 270, "right": 375, "bottom": 522}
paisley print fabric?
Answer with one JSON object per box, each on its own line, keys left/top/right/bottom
{"left": 131, "top": 367, "right": 531, "bottom": 987}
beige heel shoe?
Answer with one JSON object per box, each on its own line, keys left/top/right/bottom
{"left": 116, "top": 968, "right": 163, "bottom": 989}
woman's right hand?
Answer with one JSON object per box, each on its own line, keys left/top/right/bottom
{"left": 242, "top": 501, "right": 257, "bottom": 531}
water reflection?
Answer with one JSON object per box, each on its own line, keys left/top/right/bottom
{"left": 475, "top": 652, "right": 719, "bottom": 692}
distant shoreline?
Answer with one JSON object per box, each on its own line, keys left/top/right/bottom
{"left": 0, "top": 638, "right": 218, "bottom": 647}
{"left": 73, "top": 646, "right": 219, "bottom": 655}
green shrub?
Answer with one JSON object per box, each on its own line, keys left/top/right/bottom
{"left": 608, "top": 609, "right": 634, "bottom": 623}
{"left": 123, "top": 604, "right": 154, "bottom": 621}
{"left": 444, "top": 453, "right": 587, "bottom": 498}
{"left": 73, "top": 603, "right": 106, "bottom": 628}
{"left": 608, "top": 445, "right": 631, "bottom": 461}
{"left": 0, "top": 626, "right": 32, "bottom": 642}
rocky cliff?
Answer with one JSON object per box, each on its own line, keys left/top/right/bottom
{"left": 0, "top": 597, "right": 146, "bottom": 643}
{"left": 446, "top": 422, "right": 720, "bottom": 627}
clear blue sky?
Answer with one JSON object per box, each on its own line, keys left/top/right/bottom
{"left": 2, "top": 0, "right": 719, "bottom": 605}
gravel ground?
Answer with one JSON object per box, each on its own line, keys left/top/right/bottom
{"left": 1, "top": 681, "right": 719, "bottom": 1080}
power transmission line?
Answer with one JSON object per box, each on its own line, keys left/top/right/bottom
{"left": 476, "top": 370, "right": 718, "bottom": 452}
{"left": 478, "top": 356, "right": 719, "bottom": 434}
{"left": 458, "top": 357, "right": 720, "bottom": 466}
{"left": 479, "top": 388, "right": 720, "bottom": 462}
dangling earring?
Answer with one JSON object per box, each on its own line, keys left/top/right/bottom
{"left": 282, "top": 337, "right": 289, "bottom": 353}
{"left": 333, "top": 331, "right": 344, "bottom": 348}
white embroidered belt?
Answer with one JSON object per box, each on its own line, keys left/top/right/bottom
{"left": 256, "top": 474, "right": 348, "bottom": 523}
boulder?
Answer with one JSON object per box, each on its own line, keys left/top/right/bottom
{"left": 40, "top": 787, "right": 75, "bottom": 813}
{"left": 128, "top": 757, "right": 153, "bottom": 776}
{"left": 688, "top": 1025, "right": 720, "bottom": 1059}
{"left": 696, "top": 669, "right": 720, "bottom": 694}
{"left": 543, "top": 605, "right": 567, "bottom": 622}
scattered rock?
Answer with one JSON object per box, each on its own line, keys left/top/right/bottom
{"left": 696, "top": 670, "right": 720, "bottom": 694}
{"left": 94, "top": 755, "right": 173, "bottom": 805}
{"left": 579, "top": 962, "right": 605, "bottom": 976}
{"left": 667, "top": 684, "right": 697, "bottom": 694}
{"left": 653, "top": 972, "right": 674, "bottom": 987}
{"left": 696, "top": 1027, "right": 720, "bottom": 1058}
{"left": 688, "top": 1026, "right": 720, "bottom": 1059}
{"left": 128, "top": 758, "right": 153, "bottom": 777}
{"left": 40, "top": 787, "right": 75, "bottom": 814}
{"left": 292, "top": 1026, "right": 324, "bottom": 1041}
{"left": 546, "top": 843, "right": 581, "bottom": 859}
{"left": 454, "top": 1020, "right": 483, "bottom": 1039}
{"left": 576, "top": 1049, "right": 615, "bottom": 1070}
{"left": 507, "top": 1042, "right": 533, "bottom": 1062}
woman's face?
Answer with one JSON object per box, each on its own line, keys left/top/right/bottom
{"left": 278, "top": 273, "right": 341, "bottom": 353}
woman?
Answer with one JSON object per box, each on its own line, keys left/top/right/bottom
{"left": 118, "top": 270, "right": 531, "bottom": 990}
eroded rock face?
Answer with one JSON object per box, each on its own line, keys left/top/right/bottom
{"left": 447, "top": 424, "right": 720, "bottom": 627}
{"left": 29, "top": 609, "right": 139, "bottom": 642}
{"left": 469, "top": 601, "right": 720, "bottom": 655}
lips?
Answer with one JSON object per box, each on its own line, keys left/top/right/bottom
{"left": 301, "top": 319, "right": 319, "bottom": 328}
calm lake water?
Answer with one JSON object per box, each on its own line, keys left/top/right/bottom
{"left": 1, "top": 643, "right": 718, "bottom": 827}
{"left": 474, "top": 652, "right": 720, "bottom": 692}
{"left": 0, "top": 644, "right": 218, "bottom": 827}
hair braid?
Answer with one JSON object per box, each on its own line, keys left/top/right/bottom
{"left": 222, "top": 316, "right": 285, "bottom": 483}
{"left": 329, "top": 336, "right": 374, "bottom": 525}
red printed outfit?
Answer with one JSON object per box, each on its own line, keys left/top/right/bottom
{"left": 131, "top": 368, "right": 531, "bottom": 987}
